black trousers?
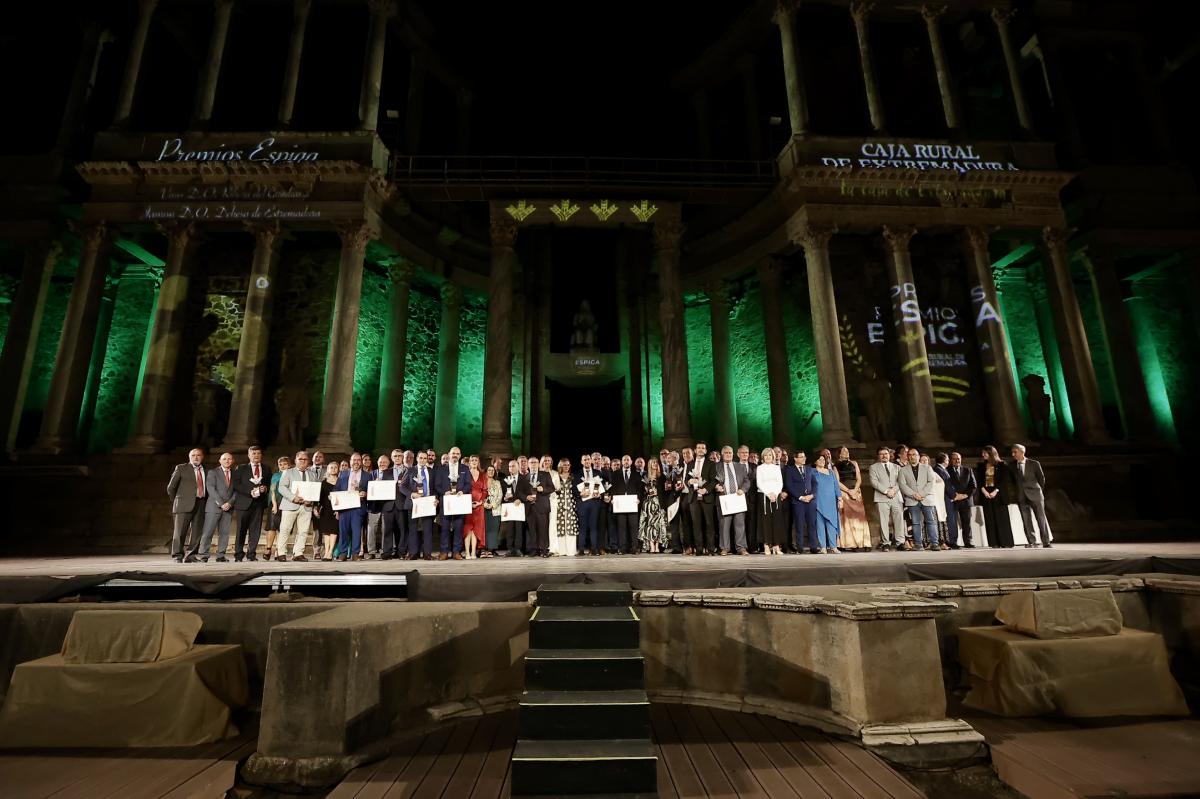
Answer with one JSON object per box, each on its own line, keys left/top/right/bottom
{"left": 408, "top": 516, "right": 434, "bottom": 556}
{"left": 614, "top": 512, "right": 637, "bottom": 553}
{"left": 234, "top": 501, "right": 266, "bottom": 559}
{"left": 171, "top": 503, "right": 205, "bottom": 558}
{"left": 527, "top": 510, "right": 550, "bottom": 552}
{"left": 382, "top": 508, "right": 406, "bottom": 556}
{"left": 952, "top": 502, "right": 973, "bottom": 547}
{"left": 503, "top": 520, "right": 526, "bottom": 554}
{"left": 687, "top": 499, "right": 717, "bottom": 551}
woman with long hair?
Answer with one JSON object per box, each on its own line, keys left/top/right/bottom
{"left": 463, "top": 454, "right": 487, "bottom": 559}
{"left": 638, "top": 459, "right": 670, "bottom": 553}
{"left": 315, "top": 462, "right": 341, "bottom": 561}
{"left": 976, "top": 445, "right": 1014, "bottom": 548}
{"left": 482, "top": 464, "right": 502, "bottom": 557}
{"left": 811, "top": 452, "right": 843, "bottom": 554}
{"left": 553, "top": 458, "right": 579, "bottom": 556}
{"left": 835, "top": 446, "right": 871, "bottom": 552}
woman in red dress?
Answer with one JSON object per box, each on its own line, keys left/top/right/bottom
{"left": 464, "top": 454, "right": 488, "bottom": 558}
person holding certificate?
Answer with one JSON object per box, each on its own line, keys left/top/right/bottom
{"left": 363, "top": 452, "right": 391, "bottom": 559}
{"left": 315, "top": 462, "right": 342, "bottom": 559}
{"left": 433, "top": 446, "right": 472, "bottom": 560}
{"left": 715, "top": 445, "right": 751, "bottom": 556}
{"left": 686, "top": 442, "right": 718, "bottom": 555}
{"left": 575, "top": 453, "right": 605, "bottom": 555}
{"left": 606, "top": 455, "right": 644, "bottom": 554}
{"left": 501, "top": 459, "right": 526, "bottom": 555}
{"left": 518, "top": 455, "right": 554, "bottom": 556}
{"left": 334, "top": 452, "right": 370, "bottom": 561}
{"left": 400, "top": 450, "right": 437, "bottom": 559}
{"left": 276, "top": 451, "right": 316, "bottom": 561}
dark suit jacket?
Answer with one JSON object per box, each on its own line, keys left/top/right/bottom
{"left": 399, "top": 465, "right": 436, "bottom": 511}
{"left": 168, "top": 462, "right": 207, "bottom": 514}
{"left": 713, "top": 461, "right": 751, "bottom": 495}
{"left": 946, "top": 464, "right": 977, "bottom": 508}
{"left": 204, "top": 467, "right": 236, "bottom": 513}
{"left": 518, "top": 470, "right": 555, "bottom": 515}
{"left": 783, "top": 464, "right": 815, "bottom": 504}
{"left": 370, "top": 467, "right": 399, "bottom": 513}
{"left": 335, "top": 469, "right": 370, "bottom": 513}
{"left": 607, "top": 468, "right": 646, "bottom": 500}
{"left": 975, "top": 461, "right": 1014, "bottom": 503}
{"left": 433, "top": 463, "right": 474, "bottom": 497}
{"left": 1011, "top": 458, "right": 1046, "bottom": 504}
{"left": 682, "top": 459, "right": 718, "bottom": 504}
{"left": 232, "top": 462, "right": 272, "bottom": 511}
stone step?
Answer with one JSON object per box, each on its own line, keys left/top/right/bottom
{"left": 535, "top": 582, "right": 634, "bottom": 607}
{"left": 518, "top": 690, "right": 650, "bottom": 740}
{"left": 529, "top": 606, "right": 640, "bottom": 650}
{"left": 524, "top": 649, "right": 644, "bottom": 692}
{"left": 511, "top": 739, "right": 657, "bottom": 796}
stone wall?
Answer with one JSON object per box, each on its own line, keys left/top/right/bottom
{"left": 88, "top": 276, "right": 156, "bottom": 452}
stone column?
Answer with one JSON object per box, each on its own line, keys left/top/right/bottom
{"left": 375, "top": 259, "right": 414, "bottom": 449}
{"left": 277, "top": 0, "right": 312, "bottom": 128}
{"left": 56, "top": 23, "right": 108, "bottom": 154}
{"left": 314, "top": 222, "right": 372, "bottom": 453}
{"left": 920, "top": 4, "right": 960, "bottom": 132}
{"left": 1040, "top": 227, "right": 1110, "bottom": 444}
{"left": 480, "top": 221, "right": 517, "bottom": 459}
{"left": 406, "top": 52, "right": 426, "bottom": 153}
{"left": 32, "top": 223, "right": 112, "bottom": 454}
{"left": 1126, "top": 285, "right": 1178, "bottom": 444}
{"left": 991, "top": 8, "right": 1034, "bottom": 134}
{"left": 691, "top": 90, "right": 712, "bottom": 160}
{"left": 456, "top": 89, "right": 472, "bottom": 155}
{"left": 122, "top": 223, "right": 198, "bottom": 453}
{"left": 112, "top": 0, "right": 158, "bottom": 126}
{"left": 654, "top": 221, "right": 692, "bottom": 450}
{"left": 882, "top": 225, "right": 949, "bottom": 447}
{"left": 758, "top": 259, "right": 795, "bottom": 448}
{"left": 963, "top": 227, "right": 1026, "bottom": 446}
{"left": 737, "top": 56, "right": 763, "bottom": 159}
{"left": 78, "top": 269, "right": 122, "bottom": 450}
{"left": 774, "top": 4, "right": 810, "bottom": 137}
{"left": 358, "top": 0, "right": 392, "bottom": 132}
{"left": 222, "top": 223, "right": 283, "bottom": 451}
{"left": 795, "top": 224, "right": 858, "bottom": 446}
{"left": 433, "top": 281, "right": 462, "bottom": 453}
{"left": 192, "top": 0, "right": 235, "bottom": 126}
{"left": 1078, "top": 247, "right": 1158, "bottom": 442}
{"left": 0, "top": 242, "right": 60, "bottom": 453}
{"left": 850, "top": 2, "right": 887, "bottom": 134}
{"left": 705, "top": 281, "right": 737, "bottom": 448}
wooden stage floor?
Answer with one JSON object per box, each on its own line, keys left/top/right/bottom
{"left": 331, "top": 705, "right": 925, "bottom": 799}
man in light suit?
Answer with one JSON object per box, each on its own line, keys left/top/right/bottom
{"left": 334, "top": 452, "right": 370, "bottom": 560}
{"left": 1011, "top": 444, "right": 1052, "bottom": 548}
{"left": 231, "top": 445, "right": 271, "bottom": 561}
{"left": 192, "top": 451, "right": 236, "bottom": 562}
{"left": 783, "top": 450, "right": 816, "bottom": 553}
{"left": 947, "top": 452, "right": 978, "bottom": 548}
{"left": 276, "top": 451, "right": 315, "bottom": 561}
{"left": 868, "top": 446, "right": 906, "bottom": 551}
{"left": 898, "top": 448, "right": 938, "bottom": 551}
{"left": 434, "top": 445, "right": 473, "bottom": 560}
{"left": 168, "top": 447, "right": 208, "bottom": 562}
{"left": 715, "top": 445, "right": 751, "bottom": 555}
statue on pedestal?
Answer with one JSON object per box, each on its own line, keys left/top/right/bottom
{"left": 1021, "top": 373, "right": 1053, "bottom": 440}
{"left": 570, "top": 300, "right": 598, "bottom": 351}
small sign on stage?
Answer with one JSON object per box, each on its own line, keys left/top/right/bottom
{"left": 367, "top": 480, "right": 396, "bottom": 501}
{"left": 501, "top": 502, "right": 526, "bottom": 522}
{"left": 294, "top": 481, "right": 321, "bottom": 503}
{"left": 443, "top": 493, "right": 473, "bottom": 516}
{"left": 612, "top": 494, "right": 640, "bottom": 514}
{"left": 330, "top": 490, "right": 360, "bottom": 511}
{"left": 411, "top": 495, "right": 437, "bottom": 519}
{"left": 719, "top": 493, "right": 748, "bottom": 516}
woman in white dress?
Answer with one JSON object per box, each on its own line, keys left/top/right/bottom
{"left": 544, "top": 455, "right": 562, "bottom": 554}
{"left": 922, "top": 454, "right": 950, "bottom": 551}
{"left": 554, "top": 458, "right": 579, "bottom": 557}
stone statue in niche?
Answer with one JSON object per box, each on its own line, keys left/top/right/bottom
{"left": 571, "top": 300, "right": 598, "bottom": 351}
{"left": 275, "top": 350, "right": 311, "bottom": 447}
{"left": 1021, "top": 373, "right": 1053, "bottom": 440}
{"left": 857, "top": 369, "right": 894, "bottom": 442}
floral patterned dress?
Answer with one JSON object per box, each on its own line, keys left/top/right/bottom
{"left": 638, "top": 477, "right": 669, "bottom": 550}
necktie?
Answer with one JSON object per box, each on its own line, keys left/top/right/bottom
{"left": 726, "top": 464, "right": 735, "bottom": 492}
{"left": 224, "top": 468, "right": 230, "bottom": 487}
{"left": 624, "top": 469, "right": 629, "bottom": 484}
{"left": 196, "top": 466, "right": 204, "bottom": 497}
{"left": 254, "top": 464, "right": 260, "bottom": 480}
{"left": 421, "top": 467, "right": 428, "bottom": 495}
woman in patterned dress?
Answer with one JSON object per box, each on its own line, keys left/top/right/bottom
{"left": 464, "top": 454, "right": 487, "bottom": 559}
{"left": 638, "top": 459, "right": 670, "bottom": 553}
{"left": 554, "top": 458, "right": 579, "bottom": 556}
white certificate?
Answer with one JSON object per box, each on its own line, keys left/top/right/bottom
{"left": 612, "top": 494, "right": 640, "bottom": 514}
{"left": 367, "top": 480, "right": 396, "bottom": 501}
{"left": 719, "top": 493, "right": 748, "bottom": 516}
{"left": 294, "top": 481, "right": 321, "bottom": 503}
{"left": 666, "top": 499, "right": 681, "bottom": 524}
{"left": 330, "top": 490, "right": 360, "bottom": 511}
{"left": 443, "top": 493, "right": 473, "bottom": 516}
{"left": 500, "top": 502, "right": 526, "bottom": 522}
{"left": 412, "top": 495, "right": 437, "bottom": 519}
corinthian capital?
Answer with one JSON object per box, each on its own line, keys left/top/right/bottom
{"left": 990, "top": 7, "right": 1016, "bottom": 26}
{"left": 490, "top": 220, "right": 518, "bottom": 251}
{"left": 1041, "top": 225, "right": 1074, "bottom": 250}
{"left": 920, "top": 4, "right": 948, "bottom": 22}
{"left": 335, "top": 220, "right": 374, "bottom": 251}
{"left": 245, "top": 221, "right": 283, "bottom": 252}
{"left": 652, "top": 220, "right": 686, "bottom": 253}
{"left": 881, "top": 224, "right": 917, "bottom": 250}
{"left": 850, "top": 1, "right": 875, "bottom": 24}
{"left": 794, "top": 223, "right": 837, "bottom": 252}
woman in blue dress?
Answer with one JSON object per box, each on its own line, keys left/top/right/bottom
{"left": 811, "top": 452, "right": 843, "bottom": 554}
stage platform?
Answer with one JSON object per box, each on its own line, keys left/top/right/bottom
{"left": 0, "top": 543, "right": 1197, "bottom": 603}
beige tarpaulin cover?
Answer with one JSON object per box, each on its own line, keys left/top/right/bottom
{"left": 61, "top": 610, "right": 203, "bottom": 664}
{"left": 995, "top": 588, "right": 1122, "bottom": 639}
{"left": 0, "top": 644, "right": 248, "bottom": 748}
{"left": 959, "top": 626, "right": 1189, "bottom": 718}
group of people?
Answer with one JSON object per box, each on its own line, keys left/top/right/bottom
{"left": 167, "top": 439, "right": 1052, "bottom": 562}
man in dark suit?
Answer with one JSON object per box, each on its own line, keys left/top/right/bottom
{"left": 399, "top": 450, "right": 436, "bottom": 559}
{"left": 434, "top": 446, "right": 473, "bottom": 560}
{"left": 518, "top": 455, "right": 554, "bottom": 556}
{"left": 715, "top": 446, "right": 752, "bottom": 555}
{"left": 685, "top": 442, "right": 718, "bottom": 554}
{"left": 192, "top": 451, "right": 236, "bottom": 562}
{"left": 737, "top": 445, "right": 758, "bottom": 552}
{"left": 167, "top": 447, "right": 208, "bottom": 562}
{"left": 946, "top": 451, "right": 978, "bottom": 548}
{"left": 334, "top": 452, "right": 370, "bottom": 560}
{"left": 606, "top": 454, "right": 645, "bottom": 554}
{"left": 575, "top": 453, "right": 604, "bottom": 555}
{"left": 1010, "top": 444, "right": 1051, "bottom": 548}
{"left": 783, "top": 450, "right": 817, "bottom": 553}
{"left": 379, "top": 448, "right": 408, "bottom": 559}
{"left": 231, "top": 445, "right": 271, "bottom": 561}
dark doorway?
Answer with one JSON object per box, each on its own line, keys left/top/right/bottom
{"left": 549, "top": 229, "right": 621, "bottom": 354}
{"left": 548, "top": 377, "right": 624, "bottom": 460}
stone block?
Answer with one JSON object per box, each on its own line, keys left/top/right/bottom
{"left": 701, "top": 593, "right": 753, "bottom": 608}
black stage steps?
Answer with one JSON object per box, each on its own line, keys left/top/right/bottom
{"left": 512, "top": 583, "right": 657, "bottom": 797}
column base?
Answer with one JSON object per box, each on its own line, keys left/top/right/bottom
{"left": 115, "top": 435, "right": 170, "bottom": 455}
{"left": 312, "top": 435, "right": 354, "bottom": 456}
{"left": 820, "top": 431, "right": 861, "bottom": 449}
{"left": 219, "top": 438, "right": 255, "bottom": 454}
{"left": 662, "top": 433, "right": 693, "bottom": 452}
{"left": 28, "top": 435, "right": 76, "bottom": 456}
{"left": 479, "top": 434, "right": 515, "bottom": 461}
{"left": 912, "top": 436, "right": 954, "bottom": 451}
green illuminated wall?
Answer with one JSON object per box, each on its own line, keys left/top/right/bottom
{"left": 0, "top": 270, "right": 17, "bottom": 353}
{"left": 684, "top": 298, "right": 715, "bottom": 440}
{"left": 1075, "top": 271, "right": 1119, "bottom": 428}
{"left": 25, "top": 271, "right": 72, "bottom": 411}
{"left": 1129, "top": 276, "right": 1198, "bottom": 448}
{"left": 400, "top": 285, "right": 440, "bottom": 449}
{"left": 996, "top": 270, "right": 1067, "bottom": 439}
{"left": 455, "top": 295, "right": 487, "bottom": 454}
{"left": 782, "top": 275, "right": 821, "bottom": 449}
{"left": 193, "top": 292, "right": 245, "bottom": 391}
{"left": 729, "top": 284, "right": 772, "bottom": 447}
{"left": 87, "top": 275, "right": 156, "bottom": 452}
{"left": 645, "top": 313, "right": 664, "bottom": 446}
{"left": 351, "top": 269, "right": 389, "bottom": 450}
